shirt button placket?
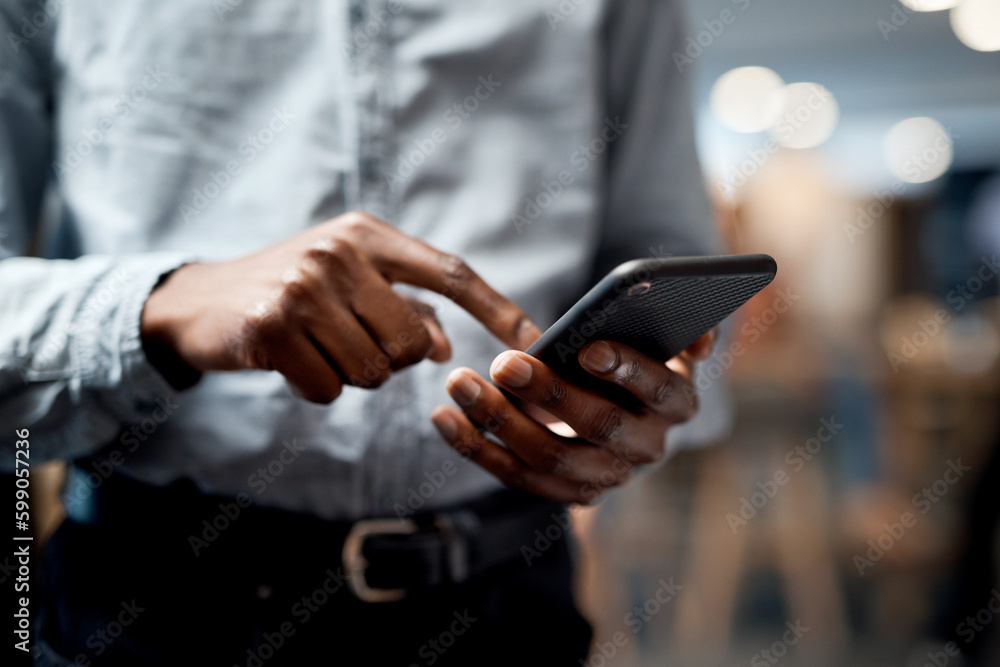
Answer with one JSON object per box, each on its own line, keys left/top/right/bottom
{"left": 346, "top": 0, "right": 407, "bottom": 515}
{"left": 348, "top": 0, "right": 396, "bottom": 223}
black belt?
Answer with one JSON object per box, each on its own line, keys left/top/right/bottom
{"left": 63, "top": 461, "right": 569, "bottom": 603}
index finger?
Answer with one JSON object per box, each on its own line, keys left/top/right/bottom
{"left": 370, "top": 224, "right": 541, "bottom": 350}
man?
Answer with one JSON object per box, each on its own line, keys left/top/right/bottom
{"left": 0, "top": 0, "right": 721, "bottom": 664}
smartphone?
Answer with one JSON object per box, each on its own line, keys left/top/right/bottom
{"left": 523, "top": 254, "right": 777, "bottom": 405}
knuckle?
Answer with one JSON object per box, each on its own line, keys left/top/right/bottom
{"left": 242, "top": 314, "right": 286, "bottom": 371}
{"left": 482, "top": 406, "right": 511, "bottom": 434}
{"left": 349, "top": 360, "right": 392, "bottom": 389}
{"left": 668, "top": 383, "right": 698, "bottom": 421}
{"left": 408, "top": 300, "right": 436, "bottom": 319}
{"left": 455, "top": 439, "right": 480, "bottom": 459}
{"left": 497, "top": 305, "right": 529, "bottom": 341}
{"left": 279, "top": 269, "right": 318, "bottom": 302}
{"left": 499, "top": 460, "right": 527, "bottom": 488}
{"left": 274, "top": 294, "right": 310, "bottom": 325}
{"left": 584, "top": 405, "right": 625, "bottom": 444}
{"left": 303, "top": 244, "right": 334, "bottom": 267}
{"left": 246, "top": 311, "right": 283, "bottom": 346}
{"left": 338, "top": 210, "right": 381, "bottom": 236}
{"left": 650, "top": 373, "right": 676, "bottom": 407}
{"left": 391, "top": 329, "right": 434, "bottom": 367}
{"left": 537, "top": 378, "right": 569, "bottom": 410}
{"left": 440, "top": 254, "right": 474, "bottom": 293}
{"left": 453, "top": 431, "right": 484, "bottom": 458}
{"left": 538, "top": 447, "right": 571, "bottom": 476}
{"left": 438, "top": 253, "right": 524, "bottom": 337}
{"left": 614, "top": 354, "right": 644, "bottom": 387}
{"left": 608, "top": 450, "right": 638, "bottom": 476}
{"left": 307, "top": 237, "right": 358, "bottom": 269}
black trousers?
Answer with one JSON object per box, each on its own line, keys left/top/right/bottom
{"left": 36, "top": 478, "right": 593, "bottom": 666}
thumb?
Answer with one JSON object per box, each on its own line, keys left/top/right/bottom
{"left": 407, "top": 298, "right": 452, "bottom": 362}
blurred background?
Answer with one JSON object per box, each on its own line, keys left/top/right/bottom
{"left": 572, "top": 0, "right": 1000, "bottom": 666}
{"left": 14, "top": 1, "right": 1000, "bottom": 665}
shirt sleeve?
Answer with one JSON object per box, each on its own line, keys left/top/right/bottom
{"left": 0, "top": 2, "right": 192, "bottom": 467}
{"left": 600, "top": 0, "right": 732, "bottom": 452}
{"left": 598, "top": 0, "right": 722, "bottom": 275}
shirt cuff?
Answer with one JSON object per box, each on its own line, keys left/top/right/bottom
{"left": 74, "top": 253, "right": 196, "bottom": 422}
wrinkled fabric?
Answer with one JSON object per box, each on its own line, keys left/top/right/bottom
{"left": 0, "top": 0, "right": 723, "bottom": 519}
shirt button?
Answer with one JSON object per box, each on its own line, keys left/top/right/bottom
{"left": 360, "top": 157, "right": 381, "bottom": 182}
{"left": 349, "top": 2, "right": 365, "bottom": 25}
{"left": 256, "top": 584, "right": 273, "bottom": 600}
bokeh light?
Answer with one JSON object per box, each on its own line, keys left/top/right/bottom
{"left": 900, "top": 0, "right": 965, "bottom": 11}
{"left": 883, "top": 117, "right": 954, "bottom": 183}
{"left": 950, "top": 0, "right": 1000, "bottom": 51}
{"left": 769, "top": 82, "right": 839, "bottom": 149}
{"left": 709, "top": 66, "right": 786, "bottom": 133}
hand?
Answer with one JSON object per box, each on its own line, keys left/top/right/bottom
{"left": 430, "top": 330, "right": 717, "bottom": 504}
{"left": 141, "top": 211, "right": 540, "bottom": 402}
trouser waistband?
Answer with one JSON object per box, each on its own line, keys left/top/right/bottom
{"left": 61, "top": 461, "right": 572, "bottom": 602}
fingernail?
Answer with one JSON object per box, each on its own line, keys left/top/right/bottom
{"left": 491, "top": 352, "right": 533, "bottom": 388}
{"left": 581, "top": 341, "right": 617, "bottom": 373}
{"left": 517, "top": 318, "right": 542, "bottom": 349}
{"left": 432, "top": 412, "right": 459, "bottom": 440}
{"left": 451, "top": 376, "right": 481, "bottom": 407}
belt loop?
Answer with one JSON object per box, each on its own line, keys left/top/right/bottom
{"left": 436, "top": 509, "right": 480, "bottom": 584}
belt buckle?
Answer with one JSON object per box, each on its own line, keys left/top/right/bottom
{"left": 342, "top": 518, "right": 418, "bottom": 603}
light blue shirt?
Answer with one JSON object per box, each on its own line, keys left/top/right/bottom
{"left": 0, "top": 0, "right": 722, "bottom": 520}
